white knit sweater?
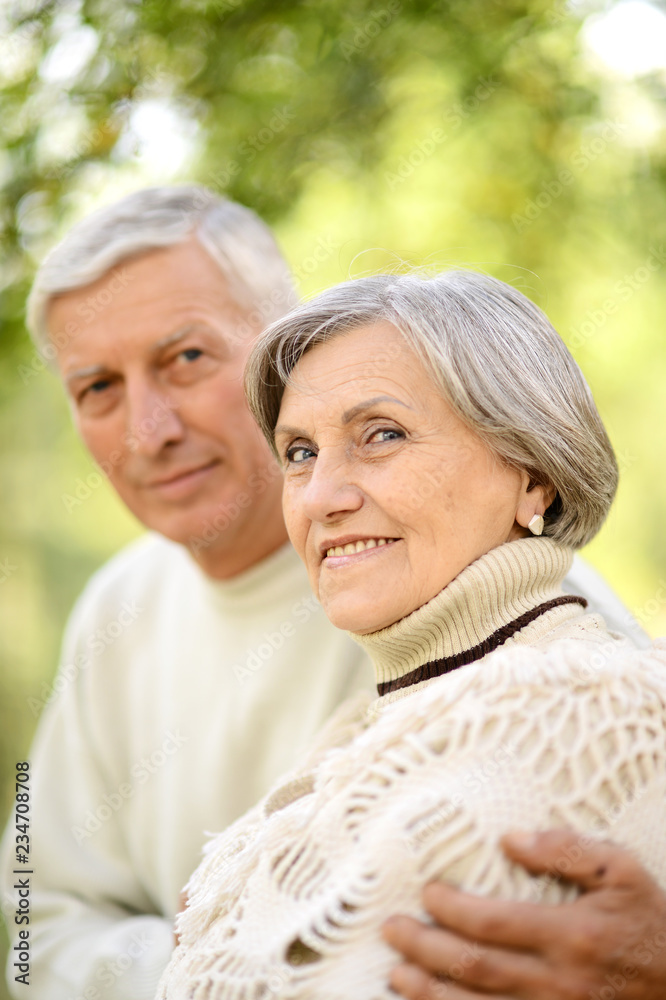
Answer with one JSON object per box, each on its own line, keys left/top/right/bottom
{"left": 157, "top": 539, "right": 666, "bottom": 1000}
{"left": 0, "top": 535, "right": 375, "bottom": 1000}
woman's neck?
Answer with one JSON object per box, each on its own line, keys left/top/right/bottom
{"left": 351, "top": 537, "right": 586, "bottom": 698}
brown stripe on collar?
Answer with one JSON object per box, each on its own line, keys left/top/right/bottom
{"left": 376, "top": 595, "right": 588, "bottom": 697}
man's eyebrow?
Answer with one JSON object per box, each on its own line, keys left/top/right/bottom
{"left": 341, "top": 395, "right": 413, "bottom": 423}
{"left": 152, "top": 325, "right": 201, "bottom": 353}
{"left": 66, "top": 325, "right": 213, "bottom": 382}
{"left": 65, "top": 364, "right": 108, "bottom": 385}
{"left": 67, "top": 323, "right": 193, "bottom": 382}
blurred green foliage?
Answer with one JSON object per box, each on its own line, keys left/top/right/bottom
{"left": 1, "top": 0, "right": 666, "bottom": 995}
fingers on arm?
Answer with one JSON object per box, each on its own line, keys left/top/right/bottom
{"left": 417, "top": 883, "right": 555, "bottom": 951}
{"left": 382, "top": 915, "right": 547, "bottom": 994}
{"left": 501, "top": 829, "right": 654, "bottom": 892}
{"left": 390, "top": 963, "right": 512, "bottom": 1000}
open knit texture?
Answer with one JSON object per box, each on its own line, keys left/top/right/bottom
{"left": 157, "top": 539, "right": 666, "bottom": 1000}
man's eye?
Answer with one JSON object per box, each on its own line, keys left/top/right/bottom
{"left": 286, "top": 445, "right": 316, "bottom": 464}
{"left": 85, "top": 379, "right": 111, "bottom": 396}
{"left": 179, "top": 348, "right": 203, "bottom": 362}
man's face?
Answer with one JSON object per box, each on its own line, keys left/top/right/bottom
{"left": 48, "top": 238, "right": 286, "bottom": 575}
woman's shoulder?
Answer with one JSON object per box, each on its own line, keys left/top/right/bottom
{"left": 363, "top": 635, "right": 666, "bottom": 750}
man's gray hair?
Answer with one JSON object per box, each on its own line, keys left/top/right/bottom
{"left": 245, "top": 270, "right": 618, "bottom": 549}
{"left": 27, "top": 185, "right": 298, "bottom": 350}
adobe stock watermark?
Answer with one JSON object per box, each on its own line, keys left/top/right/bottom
{"left": 545, "top": 0, "right": 568, "bottom": 25}
{"left": 588, "top": 930, "right": 666, "bottom": 1000}
{"left": 198, "top": 0, "right": 246, "bottom": 19}
{"left": 385, "top": 76, "right": 500, "bottom": 190}
{"left": 565, "top": 639, "right": 624, "bottom": 692}
{"left": 569, "top": 246, "right": 666, "bottom": 350}
{"left": 232, "top": 596, "right": 321, "bottom": 685}
{"left": 173, "top": 232, "right": 341, "bottom": 356}
{"left": 0, "top": 22, "right": 38, "bottom": 83}
{"left": 340, "top": 0, "right": 402, "bottom": 61}
{"left": 219, "top": 232, "right": 342, "bottom": 342}
{"left": 88, "top": 930, "right": 154, "bottom": 995}
{"left": 61, "top": 397, "right": 180, "bottom": 513}
{"left": 71, "top": 730, "right": 189, "bottom": 845}
{"left": 543, "top": 0, "right": 588, "bottom": 26}
{"left": 403, "top": 460, "right": 452, "bottom": 511}
{"left": 0, "top": 558, "right": 17, "bottom": 583}
{"left": 512, "top": 119, "right": 628, "bottom": 232}
{"left": 17, "top": 265, "right": 136, "bottom": 386}
{"left": 43, "top": 109, "right": 121, "bottom": 184}
{"left": 399, "top": 941, "right": 489, "bottom": 997}
{"left": 291, "top": 235, "right": 343, "bottom": 287}
{"left": 633, "top": 580, "right": 666, "bottom": 629}
{"left": 194, "top": 104, "right": 295, "bottom": 193}
{"left": 407, "top": 743, "right": 518, "bottom": 852}
{"left": 526, "top": 780, "right": 648, "bottom": 903}
{"left": 188, "top": 461, "right": 282, "bottom": 555}
{"left": 27, "top": 601, "right": 144, "bottom": 717}
{"left": 43, "top": 60, "right": 173, "bottom": 183}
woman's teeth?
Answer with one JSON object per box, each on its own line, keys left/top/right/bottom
{"left": 326, "top": 538, "right": 393, "bottom": 558}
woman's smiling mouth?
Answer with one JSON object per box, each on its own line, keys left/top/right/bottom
{"left": 322, "top": 537, "right": 400, "bottom": 560}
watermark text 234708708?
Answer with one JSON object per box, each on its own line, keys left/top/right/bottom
{"left": 13, "top": 761, "right": 32, "bottom": 986}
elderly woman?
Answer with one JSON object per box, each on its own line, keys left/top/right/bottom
{"left": 157, "top": 271, "right": 666, "bottom": 1000}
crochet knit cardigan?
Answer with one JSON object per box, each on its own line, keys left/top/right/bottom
{"left": 157, "top": 538, "right": 666, "bottom": 1000}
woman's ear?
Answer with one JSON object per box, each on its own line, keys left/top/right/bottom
{"left": 515, "top": 480, "right": 557, "bottom": 533}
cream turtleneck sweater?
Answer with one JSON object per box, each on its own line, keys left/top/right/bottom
{"left": 355, "top": 537, "right": 592, "bottom": 701}
{"left": 157, "top": 539, "right": 666, "bottom": 1000}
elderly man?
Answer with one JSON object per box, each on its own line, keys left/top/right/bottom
{"left": 1, "top": 185, "right": 663, "bottom": 1000}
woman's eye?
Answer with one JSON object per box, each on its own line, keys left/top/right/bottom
{"left": 369, "top": 428, "right": 404, "bottom": 444}
{"left": 286, "top": 445, "right": 316, "bottom": 464}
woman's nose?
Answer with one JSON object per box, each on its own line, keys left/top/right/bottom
{"left": 300, "top": 451, "right": 364, "bottom": 523}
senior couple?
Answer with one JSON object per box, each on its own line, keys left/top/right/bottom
{"left": 2, "top": 184, "right": 665, "bottom": 1000}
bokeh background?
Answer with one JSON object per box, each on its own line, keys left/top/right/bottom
{"left": 1, "top": 0, "right": 666, "bottom": 993}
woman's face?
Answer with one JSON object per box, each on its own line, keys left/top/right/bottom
{"left": 275, "top": 322, "right": 540, "bottom": 634}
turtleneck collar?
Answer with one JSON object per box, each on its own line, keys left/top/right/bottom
{"left": 351, "top": 538, "right": 587, "bottom": 697}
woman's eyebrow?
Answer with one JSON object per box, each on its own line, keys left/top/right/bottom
{"left": 274, "top": 423, "right": 306, "bottom": 441}
{"left": 341, "top": 395, "right": 413, "bottom": 424}
{"left": 274, "top": 396, "right": 413, "bottom": 441}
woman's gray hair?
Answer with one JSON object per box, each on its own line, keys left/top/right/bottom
{"left": 245, "top": 270, "right": 618, "bottom": 549}
{"left": 28, "top": 184, "right": 298, "bottom": 351}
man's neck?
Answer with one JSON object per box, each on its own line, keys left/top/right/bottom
{"left": 189, "top": 520, "right": 291, "bottom": 580}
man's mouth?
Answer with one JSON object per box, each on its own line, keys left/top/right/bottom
{"left": 145, "top": 460, "right": 220, "bottom": 492}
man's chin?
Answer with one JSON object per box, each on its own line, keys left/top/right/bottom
{"left": 137, "top": 503, "right": 242, "bottom": 553}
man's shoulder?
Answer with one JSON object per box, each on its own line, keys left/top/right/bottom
{"left": 71, "top": 533, "right": 191, "bottom": 622}
{"left": 564, "top": 555, "right": 650, "bottom": 649}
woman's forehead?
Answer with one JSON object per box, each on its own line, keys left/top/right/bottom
{"left": 275, "top": 327, "right": 456, "bottom": 441}
{"left": 284, "top": 322, "right": 425, "bottom": 397}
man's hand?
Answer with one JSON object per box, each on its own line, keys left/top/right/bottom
{"left": 382, "top": 830, "right": 666, "bottom": 999}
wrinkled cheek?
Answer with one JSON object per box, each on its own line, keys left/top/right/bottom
{"left": 306, "top": 562, "right": 322, "bottom": 601}
{"left": 315, "top": 568, "right": 348, "bottom": 613}
{"left": 281, "top": 484, "right": 299, "bottom": 526}
{"left": 391, "top": 477, "right": 456, "bottom": 522}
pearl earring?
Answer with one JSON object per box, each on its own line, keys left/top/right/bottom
{"left": 528, "top": 514, "right": 544, "bottom": 536}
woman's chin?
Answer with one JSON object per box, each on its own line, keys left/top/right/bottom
{"left": 321, "top": 598, "right": 401, "bottom": 635}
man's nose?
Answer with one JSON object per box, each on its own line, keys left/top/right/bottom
{"left": 125, "top": 382, "right": 185, "bottom": 456}
{"left": 300, "top": 450, "right": 364, "bottom": 523}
